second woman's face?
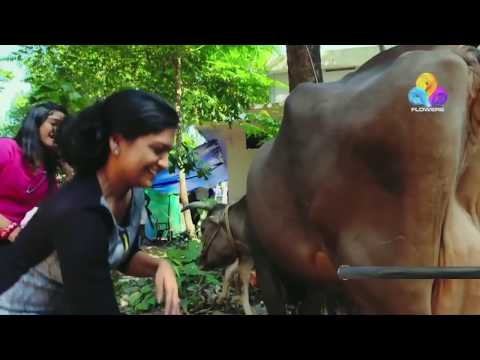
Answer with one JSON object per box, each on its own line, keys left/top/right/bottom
{"left": 115, "top": 128, "right": 177, "bottom": 188}
{"left": 39, "top": 111, "right": 65, "bottom": 149}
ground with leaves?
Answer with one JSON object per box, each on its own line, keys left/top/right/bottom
{"left": 113, "top": 236, "right": 266, "bottom": 315}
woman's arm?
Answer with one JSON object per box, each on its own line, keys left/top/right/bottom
{"left": 54, "top": 208, "right": 121, "bottom": 314}
{"left": 123, "top": 251, "right": 160, "bottom": 277}
{"left": 1, "top": 207, "right": 40, "bottom": 242}
{"left": 0, "top": 206, "right": 54, "bottom": 294}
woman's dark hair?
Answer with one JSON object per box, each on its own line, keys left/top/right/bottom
{"left": 57, "top": 89, "right": 179, "bottom": 176}
{"left": 15, "top": 102, "right": 68, "bottom": 189}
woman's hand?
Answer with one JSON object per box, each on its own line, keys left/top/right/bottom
{"left": 60, "top": 161, "right": 75, "bottom": 182}
{"left": 7, "top": 226, "right": 20, "bottom": 242}
{"left": 7, "top": 207, "right": 40, "bottom": 242}
{"left": 154, "top": 259, "right": 181, "bottom": 315}
{"left": 20, "top": 207, "right": 38, "bottom": 229}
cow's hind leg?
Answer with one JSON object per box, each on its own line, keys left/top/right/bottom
{"left": 247, "top": 226, "right": 287, "bottom": 315}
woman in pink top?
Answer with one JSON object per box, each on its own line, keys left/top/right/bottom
{"left": 0, "top": 102, "right": 68, "bottom": 244}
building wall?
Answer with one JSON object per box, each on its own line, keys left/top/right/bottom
{"left": 198, "top": 124, "right": 258, "bottom": 203}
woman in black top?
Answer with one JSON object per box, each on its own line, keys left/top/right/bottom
{"left": 0, "top": 89, "right": 181, "bottom": 314}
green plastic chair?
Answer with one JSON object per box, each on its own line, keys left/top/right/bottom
{"left": 144, "top": 189, "right": 184, "bottom": 241}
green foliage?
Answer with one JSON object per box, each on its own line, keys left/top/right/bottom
{"left": 0, "top": 120, "right": 20, "bottom": 137}
{"left": 7, "top": 93, "right": 29, "bottom": 120}
{"left": 0, "top": 68, "right": 13, "bottom": 80}
{"left": 132, "top": 238, "right": 222, "bottom": 314}
{"left": 28, "top": 78, "right": 87, "bottom": 112}
{"left": 10, "top": 45, "right": 275, "bottom": 125}
{"left": 163, "top": 239, "right": 221, "bottom": 313}
{"left": 113, "top": 274, "right": 157, "bottom": 314}
{"left": 168, "top": 130, "right": 212, "bottom": 178}
{"left": 0, "top": 90, "right": 25, "bottom": 137}
{"left": 240, "top": 109, "right": 282, "bottom": 145}
{"left": 0, "top": 68, "right": 13, "bottom": 91}
{"left": 113, "top": 233, "right": 222, "bottom": 315}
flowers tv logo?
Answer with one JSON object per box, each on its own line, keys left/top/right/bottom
{"left": 408, "top": 73, "right": 448, "bottom": 112}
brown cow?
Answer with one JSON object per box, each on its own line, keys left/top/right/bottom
{"left": 246, "top": 45, "right": 480, "bottom": 314}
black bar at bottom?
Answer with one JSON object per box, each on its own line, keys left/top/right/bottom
{"left": 337, "top": 265, "right": 480, "bottom": 280}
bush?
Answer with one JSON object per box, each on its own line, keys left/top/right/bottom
{"left": 113, "top": 235, "right": 223, "bottom": 315}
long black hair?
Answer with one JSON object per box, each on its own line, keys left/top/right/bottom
{"left": 57, "top": 89, "right": 179, "bottom": 176}
{"left": 15, "top": 102, "right": 68, "bottom": 189}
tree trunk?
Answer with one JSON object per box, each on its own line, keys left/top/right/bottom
{"left": 173, "top": 56, "right": 196, "bottom": 238}
{"left": 286, "top": 45, "right": 323, "bottom": 92}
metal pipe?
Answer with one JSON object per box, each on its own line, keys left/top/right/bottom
{"left": 337, "top": 265, "right": 480, "bottom": 280}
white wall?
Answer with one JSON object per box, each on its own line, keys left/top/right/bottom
{"left": 198, "top": 124, "right": 257, "bottom": 203}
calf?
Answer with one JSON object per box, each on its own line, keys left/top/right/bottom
{"left": 183, "top": 196, "right": 255, "bottom": 315}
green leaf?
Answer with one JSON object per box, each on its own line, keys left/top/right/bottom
{"left": 180, "top": 298, "right": 190, "bottom": 312}
{"left": 128, "top": 291, "right": 142, "bottom": 304}
{"left": 68, "top": 91, "right": 82, "bottom": 102}
{"left": 205, "top": 274, "right": 220, "bottom": 285}
{"left": 60, "top": 83, "right": 74, "bottom": 92}
{"left": 146, "top": 296, "right": 157, "bottom": 306}
{"left": 0, "top": 68, "right": 14, "bottom": 91}
{"left": 141, "top": 284, "right": 154, "bottom": 294}
{"left": 182, "top": 262, "right": 202, "bottom": 276}
{"left": 135, "top": 302, "right": 150, "bottom": 311}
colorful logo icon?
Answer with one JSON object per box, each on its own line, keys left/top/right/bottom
{"left": 408, "top": 73, "right": 448, "bottom": 110}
